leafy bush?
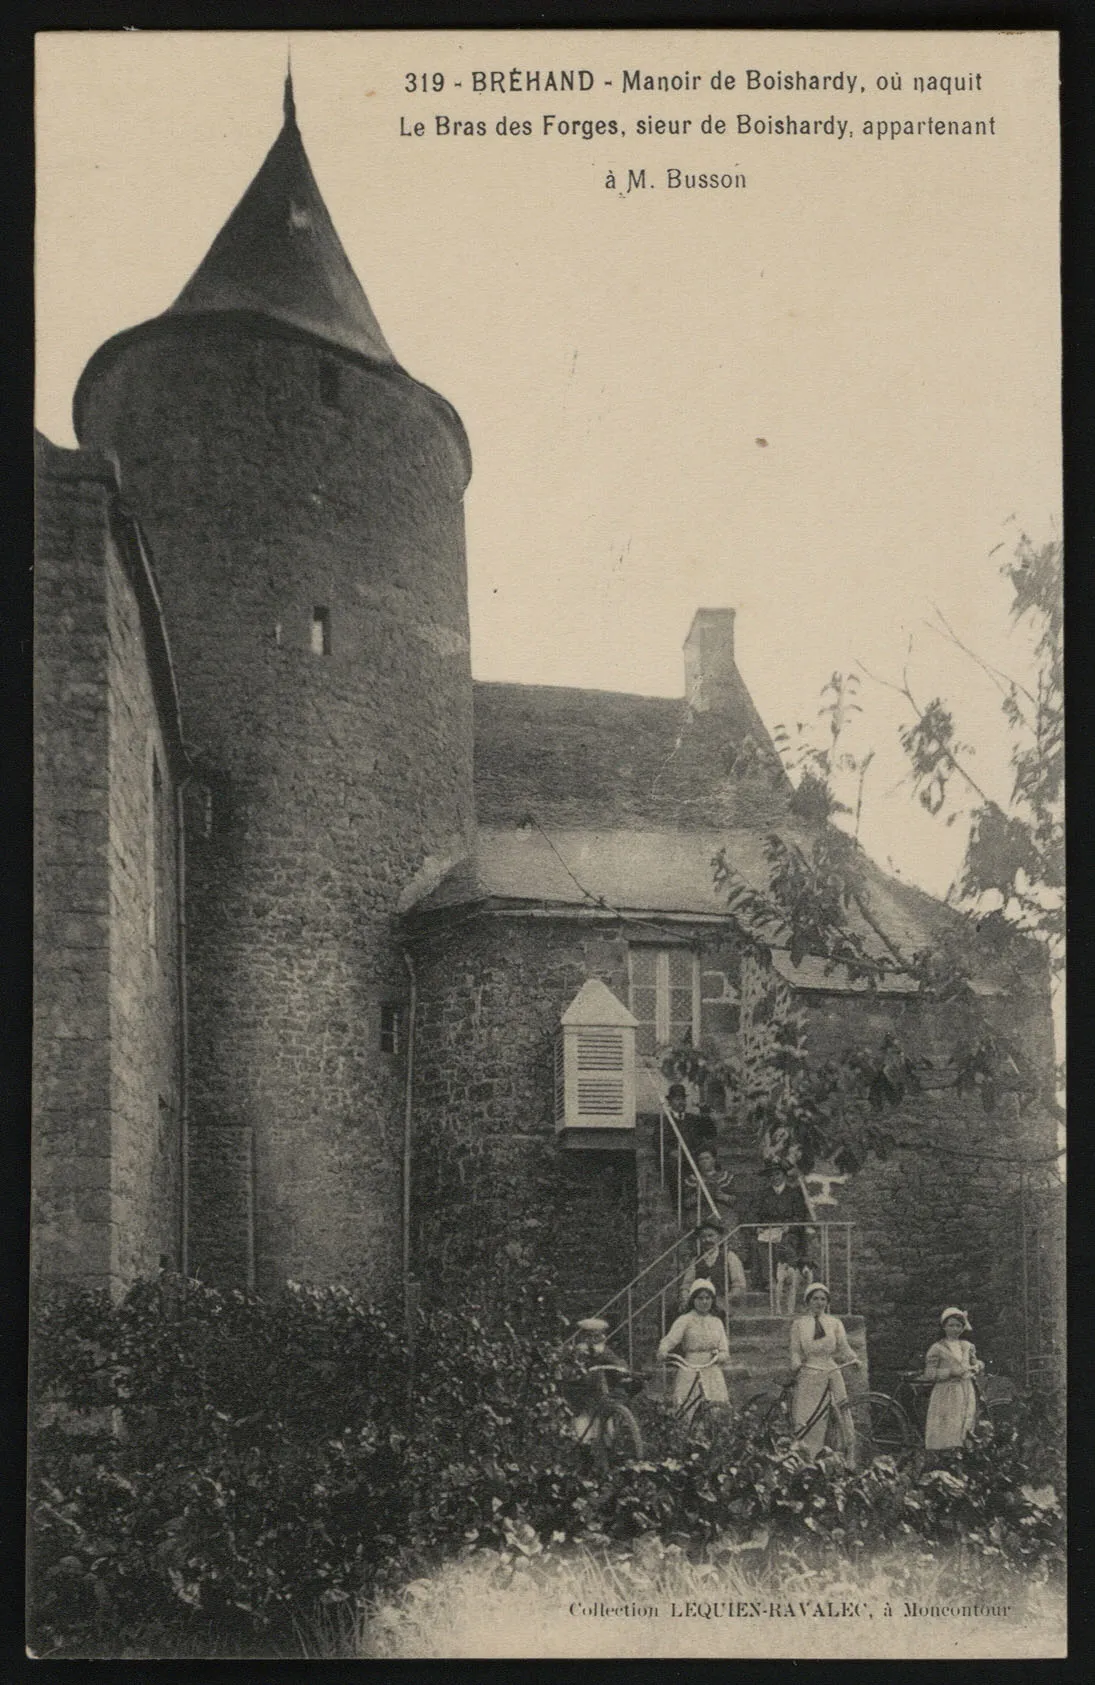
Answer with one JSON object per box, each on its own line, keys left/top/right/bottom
{"left": 30, "top": 1276, "right": 410, "bottom": 1653}
{"left": 28, "top": 1269, "right": 583, "bottom": 1654}
{"left": 28, "top": 1274, "right": 1064, "bottom": 1657}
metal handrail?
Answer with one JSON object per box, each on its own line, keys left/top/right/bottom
{"left": 563, "top": 1097, "right": 727, "bottom": 1358}
{"left": 567, "top": 1074, "right": 858, "bottom": 1373}
{"left": 656, "top": 1097, "right": 723, "bottom": 1226}
{"left": 565, "top": 1229, "right": 711, "bottom": 1346}
{"left": 578, "top": 1221, "right": 857, "bottom": 1373}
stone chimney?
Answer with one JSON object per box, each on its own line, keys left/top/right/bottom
{"left": 683, "top": 608, "right": 737, "bottom": 712}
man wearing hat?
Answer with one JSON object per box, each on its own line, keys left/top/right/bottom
{"left": 755, "top": 1160, "right": 814, "bottom": 1315}
{"left": 566, "top": 1317, "right": 631, "bottom": 1447}
{"left": 665, "top": 1083, "right": 718, "bottom": 1161}
{"left": 677, "top": 1218, "right": 747, "bottom": 1315}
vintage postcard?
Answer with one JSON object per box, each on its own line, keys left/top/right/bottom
{"left": 32, "top": 29, "right": 1063, "bottom": 1660}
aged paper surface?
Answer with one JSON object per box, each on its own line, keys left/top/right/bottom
{"left": 34, "top": 29, "right": 1062, "bottom": 1661}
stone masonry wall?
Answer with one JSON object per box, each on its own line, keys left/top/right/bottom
{"left": 33, "top": 440, "right": 182, "bottom": 1292}
{"left": 799, "top": 990, "right": 1058, "bottom": 1387}
{"left": 79, "top": 323, "right": 475, "bottom": 1295}
{"left": 409, "top": 911, "right": 1056, "bottom": 1381}
{"left": 408, "top": 917, "right": 640, "bottom": 1309}
{"left": 105, "top": 518, "right": 183, "bottom": 1281}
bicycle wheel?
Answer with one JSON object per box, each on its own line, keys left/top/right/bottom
{"left": 603, "top": 1401, "right": 644, "bottom": 1462}
{"left": 759, "top": 1389, "right": 796, "bottom": 1449}
{"left": 848, "top": 1391, "right": 918, "bottom": 1468}
{"left": 688, "top": 1398, "right": 733, "bottom": 1448}
{"left": 977, "top": 1374, "right": 1020, "bottom": 1428}
{"left": 736, "top": 1389, "right": 775, "bottom": 1438}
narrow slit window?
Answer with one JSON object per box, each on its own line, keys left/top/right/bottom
{"left": 311, "top": 606, "right": 331, "bottom": 656}
{"left": 380, "top": 1003, "right": 403, "bottom": 1055}
{"left": 318, "top": 359, "right": 342, "bottom": 409}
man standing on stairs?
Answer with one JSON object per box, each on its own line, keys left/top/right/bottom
{"left": 678, "top": 1219, "right": 747, "bottom": 1315}
{"left": 666, "top": 1084, "right": 717, "bottom": 1160}
{"left": 755, "top": 1162, "right": 814, "bottom": 1315}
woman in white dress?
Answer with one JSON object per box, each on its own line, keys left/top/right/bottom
{"left": 923, "top": 1307, "right": 983, "bottom": 1450}
{"left": 789, "top": 1281, "right": 859, "bottom": 1459}
{"left": 656, "top": 1279, "right": 733, "bottom": 1420}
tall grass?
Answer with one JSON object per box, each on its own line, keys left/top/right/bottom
{"left": 303, "top": 1539, "right": 1066, "bottom": 1660}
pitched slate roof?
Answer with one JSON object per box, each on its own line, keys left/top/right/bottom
{"left": 408, "top": 825, "right": 772, "bottom": 918}
{"left": 472, "top": 679, "right": 792, "bottom": 831}
{"left": 74, "top": 75, "right": 408, "bottom": 436}
{"left": 403, "top": 822, "right": 1009, "bottom": 995}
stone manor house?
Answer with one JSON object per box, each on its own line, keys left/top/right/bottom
{"left": 34, "top": 80, "right": 1061, "bottom": 1390}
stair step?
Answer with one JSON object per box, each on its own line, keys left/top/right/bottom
{"left": 730, "top": 1314, "right": 865, "bottom": 1339}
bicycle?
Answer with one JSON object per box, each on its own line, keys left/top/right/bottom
{"left": 658, "top": 1352, "right": 736, "bottom": 1447}
{"left": 893, "top": 1365, "right": 1022, "bottom": 1444}
{"left": 755, "top": 1364, "right": 918, "bottom": 1469}
{"left": 567, "top": 1360, "right": 645, "bottom": 1466}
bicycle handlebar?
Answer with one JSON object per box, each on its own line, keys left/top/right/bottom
{"left": 780, "top": 1358, "right": 859, "bottom": 1389}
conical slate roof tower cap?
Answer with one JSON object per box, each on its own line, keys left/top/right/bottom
{"left": 162, "top": 69, "right": 397, "bottom": 366}
{"left": 75, "top": 71, "right": 474, "bottom": 463}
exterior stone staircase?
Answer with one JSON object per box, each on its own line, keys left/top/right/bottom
{"left": 578, "top": 1100, "right": 870, "bottom": 1404}
{"left": 638, "top": 1291, "right": 869, "bottom": 1407}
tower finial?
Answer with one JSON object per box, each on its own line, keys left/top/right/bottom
{"left": 284, "top": 48, "right": 296, "bottom": 127}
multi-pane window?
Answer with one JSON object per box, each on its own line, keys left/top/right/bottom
{"left": 628, "top": 947, "right": 740, "bottom": 1058}
{"left": 628, "top": 948, "right": 698, "bottom": 1057}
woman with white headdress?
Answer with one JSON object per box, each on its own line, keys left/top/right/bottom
{"left": 789, "top": 1281, "right": 859, "bottom": 1459}
{"left": 656, "top": 1279, "right": 733, "bottom": 1419}
{"left": 923, "top": 1307, "right": 984, "bottom": 1450}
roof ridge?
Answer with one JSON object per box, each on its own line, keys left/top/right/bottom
{"left": 473, "top": 678, "right": 686, "bottom": 704}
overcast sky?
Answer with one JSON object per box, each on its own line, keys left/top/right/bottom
{"left": 36, "top": 31, "right": 1061, "bottom": 900}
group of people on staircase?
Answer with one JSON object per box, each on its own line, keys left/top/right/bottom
{"left": 612, "top": 1092, "right": 988, "bottom": 1459}
{"left": 655, "top": 1265, "right": 861, "bottom": 1453}
{"left": 651, "top": 1270, "right": 983, "bottom": 1458}
{"left": 574, "top": 1251, "right": 984, "bottom": 1462}
{"left": 665, "top": 1088, "right": 817, "bottom": 1317}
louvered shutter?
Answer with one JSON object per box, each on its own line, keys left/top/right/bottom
{"left": 575, "top": 1026, "right": 626, "bottom": 1117}
{"left": 555, "top": 980, "right": 637, "bottom": 1135}
{"left": 554, "top": 1032, "right": 567, "bottom": 1129}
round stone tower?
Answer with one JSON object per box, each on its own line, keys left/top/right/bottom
{"left": 74, "top": 77, "right": 475, "bottom": 1294}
